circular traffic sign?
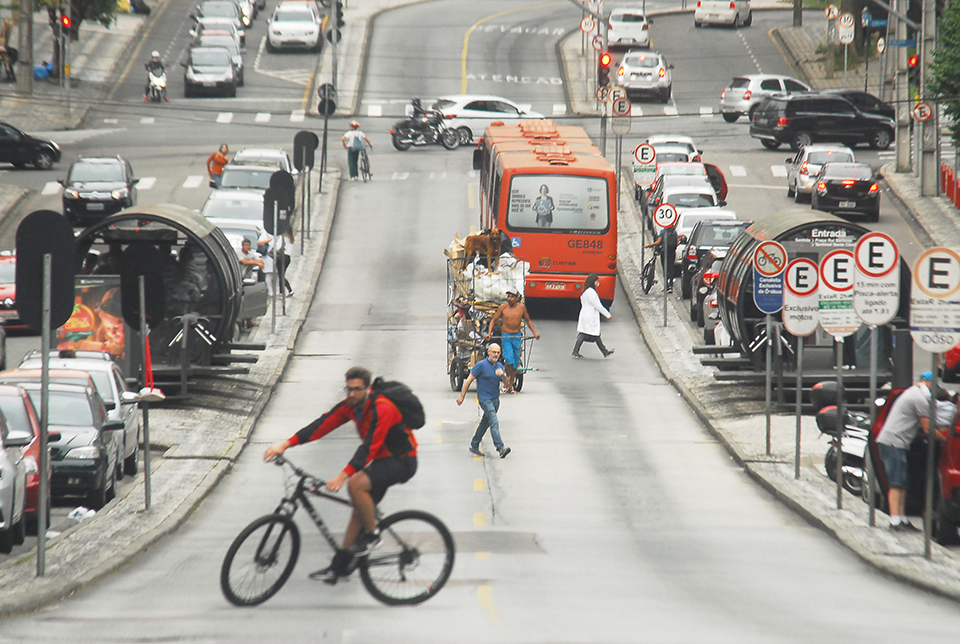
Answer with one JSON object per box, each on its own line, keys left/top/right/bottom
{"left": 634, "top": 143, "right": 655, "bottom": 165}
{"left": 854, "top": 231, "right": 899, "bottom": 279}
{"left": 317, "top": 83, "right": 336, "bottom": 100}
{"left": 753, "top": 241, "right": 787, "bottom": 277}
{"left": 612, "top": 97, "right": 631, "bottom": 116}
{"left": 825, "top": 4, "right": 839, "bottom": 19}
{"left": 913, "top": 101, "right": 933, "bottom": 123}
{"left": 913, "top": 247, "right": 960, "bottom": 298}
{"left": 785, "top": 257, "right": 819, "bottom": 297}
{"left": 838, "top": 12, "right": 855, "bottom": 28}
{"left": 609, "top": 86, "right": 627, "bottom": 103}
{"left": 653, "top": 203, "right": 678, "bottom": 229}
{"left": 877, "top": 37, "right": 886, "bottom": 54}
{"left": 580, "top": 16, "right": 595, "bottom": 33}
{"left": 592, "top": 35, "right": 604, "bottom": 51}
{"left": 596, "top": 86, "right": 610, "bottom": 103}
{"left": 819, "top": 249, "right": 855, "bottom": 292}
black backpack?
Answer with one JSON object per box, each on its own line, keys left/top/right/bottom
{"left": 371, "top": 378, "right": 425, "bottom": 429}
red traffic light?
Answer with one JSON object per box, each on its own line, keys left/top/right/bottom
{"left": 60, "top": 14, "right": 71, "bottom": 28}
{"left": 600, "top": 52, "right": 611, "bottom": 67}
{"left": 908, "top": 54, "right": 918, "bottom": 67}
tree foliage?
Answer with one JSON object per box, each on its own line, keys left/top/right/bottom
{"left": 930, "top": 0, "right": 960, "bottom": 147}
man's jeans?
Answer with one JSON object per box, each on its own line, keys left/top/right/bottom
{"left": 471, "top": 398, "right": 503, "bottom": 451}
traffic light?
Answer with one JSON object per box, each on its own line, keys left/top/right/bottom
{"left": 598, "top": 51, "right": 611, "bottom": 87}
{"left": 908, "top": 53, "right": 920, "bottom": 87}
{"left": 335, "top": 0, "right": 344, "bottom": 28}
{"left": 59, "top": 12, "right": 71, "bottom": 29}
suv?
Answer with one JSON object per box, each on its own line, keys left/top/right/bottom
{"left": 750, "top": 93, "right": 895, "bottom": 151}
{"left": 824, "top": 89, "right": 895, "bottom": 120}
{"left": 60, "top": 156, "right": 138, "bottom": 226}
{"left": 720, "top": 74, "right": 809, "bottom": 123}
{"left": 680, "top": 219, "right": 750, "bottom": 299}
{"left": 785, "top": 144, "right": 855, "bottom": 202}
{"left": 607, "top": 8, "right": 651, "bottom": 49}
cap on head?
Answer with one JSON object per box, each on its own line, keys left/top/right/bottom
{"left": 350, "top": 121, "right": 360, "bottom": 128}
{"left": 920, "top": 371, "right": 933, "bottom": 382}
{"left": 506, "top": 287, "right": 520, "bottom": 297}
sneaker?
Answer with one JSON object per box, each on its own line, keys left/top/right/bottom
{"left": 572, "top": 353, "right": 585, "bottom": 359}
{"left": 603, "top": 349, "right": 616, "bottom": 358}
{"left": 498, "top": 446, "right": 511, "bottom": 459}
{"left": 897, "top": 520, "right": 920, "bottom": 532}
{"left": 286, "top": 290, "right": 295, "bottom": 297}
{"left": 469, "top": 445, "right": 483, "bottom": 457}
{"left": 309, "top": 550, "right": 352, "bottom": 581}
{"left": 348, "top": 530, "right": 382, "bottom": 556}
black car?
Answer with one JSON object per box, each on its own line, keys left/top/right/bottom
{"left": 0, "top": 121, "right": 61, "bottom": 170}
{"left": 19, "top": 382, "right": 123, "bottom": 510}
{"left": 810, "top": 161, "right": 881, "bottom": 222}
{"left": 691, "top": 250, "right": 726, "bottom": 325}
{"left": 182, "top": 45, "right": 237, "bottom": 98}
{"left": 824, "top": 89, "right": 895, "bottom": 120}
{"left": 680, "top": 219, "right": 750, "bottom": 299}
{"left": 60, "top": 156, "right": 138, "bottom": 226}
{"left": 749, "top": 93, "right": 895, "bottom": 151}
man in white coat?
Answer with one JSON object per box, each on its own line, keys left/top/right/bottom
{"left": 572, "top": 274, "right": 614, "bottom": 359}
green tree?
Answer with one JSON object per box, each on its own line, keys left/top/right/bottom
{"left": 930, "top": 0, "right": 960, "bottom": 146}
{"left": 35, "top": 0, "right": 117, "bottom": 78}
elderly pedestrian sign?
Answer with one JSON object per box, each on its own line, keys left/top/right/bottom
{"left": 819, "top": 249, "right": 860, "bottom": 338}
{"left": 783, "top": 258, "right": 820, "bottom": 336}
{"left": 854, "top": 232, "right": 900, "bottom": 326}
{"left": 910, "top": 248, "right": 960, "bottom": 352}
{"left": 753, "top": 241, "right": 786, "bottom": 314}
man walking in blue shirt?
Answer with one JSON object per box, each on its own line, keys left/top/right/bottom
{"left": 456, "top": 343, "right": 512, "bottom": 458}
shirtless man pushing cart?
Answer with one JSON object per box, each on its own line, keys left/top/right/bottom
{"left": 485, "top": 288, "right": 540, "bottom": 394}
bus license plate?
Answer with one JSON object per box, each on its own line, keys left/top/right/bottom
{"left": 545, "top": 282, "right": 566, "bottom": 291}
{"left": 839, "top": 201, "right": 855, "bottom": 208}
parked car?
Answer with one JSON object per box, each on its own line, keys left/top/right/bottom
{"left": 720, "top": 74, "right": 809, "bottom": 123}
{"left": 193, "top": 1, "right": 246, "bottom": 43}
{"left": 701, "top": 280, "right": 723, "bottom": 344}
{"left": 650, "top": 143, "right": 695, "bottom": 164}
{"left": 750, "top": 93, "right": 895, "bottom": 151}
{"left": 635, "top": 160, "right": 726, "bottom": 204}
{"left": 695, "top": 0, "right": 752, "bottom": 28}
{"left": 644, "top": 174, "right": 718, "bottom": 224}
{"left": 0, "top": 405, "right": 26, "bottom": 552}
{"left": 232, "top": 147, "right": 296, "bottom": 175}
{"left": 18, "top": 352, "right": 142, "bottom": 477}
{"left": 785, "top": 144, "right": 855, "bottom": 202}
{"left": 266, "top": 1, "right": 322, "bottom": 52}
{"left": 673, "top": 208, "right": 738, "bottom": 273}
{"left": 182, "top": 46, "right": 238, "bottom": 97}
{"left": 0, "top": 383, "right": 55, "bottom": 529}
{"left": 60, "top": 155, "right": 138, "bottom": 226}
{"left": 201, "top": 188, "right": 265, "bottom": 221}
{"left": 0, "top": 251, "right": 22, "bottom": 330}
{"left": 691, "top": 250, "right": 728, "bottom": 324}
{"left": 607, "top": 7, "right": 651, "bottom": 48}
{"left": 645, "top": 134, "right": 701, "bottom": 161}
{"left": 680, "top": 219, "right": 750, "bottom": 299}
{"left": 0, "top": 121, "right": 61, "bottom": 170}
{"left": 824, "top": 89, "right": 895, "bottom": 120}
{"left": 195, "top": 32, "right": 244, "bottom": 85}
{"left": 433, "top": 94, "right": 544, "bottom": 144}
{"left": 810, "top": 161, "right": 881, "bottom": 222}
{"left": 18, "top": 382, "right": 123, "bottom": 510}
{"left": 616, "top": 50, "right": 672, "bottom": 103}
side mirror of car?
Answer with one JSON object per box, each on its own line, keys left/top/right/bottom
{"left": 48, "top": 432, "right": 62, "bottom": 443}
{"left": 4, "top": 434, "right": 29, "bottom": 448}
{"left": 668, "top": 64, "right": 675, "bottom": 70}
{"left": 103, "top": 419, "right": 125, "bottom": 432}
{"left": 57, "top": 178, "right": 64, "bottom": 186}
{"left": 131, "top": 178, "right": 139, "bottom": 185}
{"left": 121, "top": 390, "right": 140, "bottom": 405}
{"left": 678, "top": 235, "right": 688, "bottom": 244}
{"left": 785, "top": 157, "right": 794, "bottom": 164}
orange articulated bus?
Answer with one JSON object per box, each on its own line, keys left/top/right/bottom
{"left": 472, "top": 120, "right": 618, "bottom": 304}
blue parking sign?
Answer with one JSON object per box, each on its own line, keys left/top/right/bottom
{"left": 754, "top": 268, "right": 784, "bottom": 314}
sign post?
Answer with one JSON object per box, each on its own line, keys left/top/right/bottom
{"left": 784, "top": 257, "right": 820, "bottom": 478}
{"left": 753, "top": 241, "right": 786, "bottom": 455}
{"left": 653, "top": 203, "right": 678, "bottom": 327}
{"left": 910, "top": 248, "right": 960, "bottom": 558}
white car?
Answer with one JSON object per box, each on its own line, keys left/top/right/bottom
{"left": 785, "top": 144, "right": 855, "bottom": 202}
{"left": 651, "top": 143, "right": 695, "bottom": 164}
{"left": 233, "top": 148, "right": 297, "bottom": 175}
{"left": 694, "top": 0, "right": 752, "bottom": 28}
{"left": 607, "top": 7, "right": 651, "bottom": 49}
{"left": 267, "top": 2, "right": 321, "bottom": 53}
{"left": 616, "top": 50, "right": 672, "bottom": 103}
{"left": 432, "top": 94, "right": 544, "bottom": 144}
{"left": 645, "top": 135, "right": 701, "bottom": 161}
{"left": 201, "top": 189, "right": 264, "bottom": 221}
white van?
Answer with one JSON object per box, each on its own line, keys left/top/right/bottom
{"left": 607, "top": 8, "right": 651, "bottom": 49}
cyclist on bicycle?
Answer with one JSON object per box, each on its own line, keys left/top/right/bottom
{"left": 263, "top": 366, "right": 418, "bottom": 583}
{"left": 645, "top": 225, "right": 679, "bottom": 293}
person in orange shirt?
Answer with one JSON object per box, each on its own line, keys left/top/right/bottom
{"left": 207, "top": 144, "right": 229, "bottom": 187}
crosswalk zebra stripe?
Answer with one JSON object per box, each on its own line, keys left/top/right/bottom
{"left": 138, "top": 177, "right": 157, "bottom": 190}
{"left": 663, "top": 105, "right": 678, "bottom": 116}
{"left": 290, "top": 110, "right": 305, "bottom": 122}
{"left": 391, "top": 172, "right": 410, "bottom": 180}
{"left": 771, "top": 166, "right": 787, "bottom": 177}
{"left": 217, "top": 113, "right": 234, "bottom": 124}
{"left": 41, "top": 181, "right": 60, "bottom": 195}
{"left": 699, "top": 107, "right": 713, "bottom": 118}
{"left": 552, "top": 104, "right": 566, "bottom": 115}
{"left": 367, "top": 104, "right": 382, "bottom": 117}
{"left": 729, "top": 165, "right": 747, "bottom": 177}
{"left": 255, "top": 113, "right": 271, "bottom": 123}
{"left": 183, "top": 175, "right": 205, "bottom": 188}
{"left": 632, "top": 106, "right": 643, "bottom": 117}
{"left": 141, "top": 117, "right": 155, "bottom": 125}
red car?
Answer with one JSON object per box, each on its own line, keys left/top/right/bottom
{"left": 866, "top": 387, "right": 960, "bottom": 544}
{"left": 0, "top": 384, "right": 55, "bottom": 527}
{"left": 0, "top": 252, "right": 22, "bottom": 330}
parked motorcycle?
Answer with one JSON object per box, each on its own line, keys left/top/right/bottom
{"left": 147, "top": 70, "right": 167, "bottom": 103}
{"left": 390, "top": 110, "right": 460, "bottom": 151}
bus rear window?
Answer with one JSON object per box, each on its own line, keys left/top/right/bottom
{"left": 506, "top": 175, "right": 608, "bottom": 231}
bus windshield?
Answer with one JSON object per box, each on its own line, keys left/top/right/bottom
{"left": 506, "top": 175, "right": 608, "bottom": 231}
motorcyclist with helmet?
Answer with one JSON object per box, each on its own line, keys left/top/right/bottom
{"left": 144, "top": 51, "right": 167, "bottom": 101}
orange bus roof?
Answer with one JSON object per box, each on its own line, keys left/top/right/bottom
{"left": 497, "top": 148, "right": 615, "bottom": 174}
{"left": 483, "top": 120, "right": 593, "bottom": 144}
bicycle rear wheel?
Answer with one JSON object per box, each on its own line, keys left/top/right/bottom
{"left": 359, "top": 150, "right": 371, "bottom": 182}
{"left": 221, "top": 513, "right": 300, "bottom": 607}
{"left": 641, "top": 259, "right": 656, "bottom": 294}
{"left": 359, "top": 509, "right": 455, "bottom": 605}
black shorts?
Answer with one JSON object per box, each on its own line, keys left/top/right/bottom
{"left": 365, "top": 455, "right": 417, "bottom": 503}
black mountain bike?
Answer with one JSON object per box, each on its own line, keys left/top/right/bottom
{"left": 358, "top": 147, "right": 372, "bottom": 182}
{"left": 220, "top": 455, "right": 455, "bottom": 606}
{"left": 641, "top": 246, "right": 661, "bottom": 294}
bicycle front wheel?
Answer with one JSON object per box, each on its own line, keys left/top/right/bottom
{"left": 359, "top": 150, "right": 371, "bottom": 182}
{"left": 641, "top": 260, "right": 655, "bottom": 294}
{"left": 221, "top": 513, "right": 301, "bottom": 607}
{"left": 359, "top": 509, "right": 455, "bottom": 605}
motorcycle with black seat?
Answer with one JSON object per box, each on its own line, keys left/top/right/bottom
{"left": 390, "top": 109, "right": 460, "bottom": 151}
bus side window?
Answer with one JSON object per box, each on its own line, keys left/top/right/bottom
{"left": 490, "top": 170, "right": 503, "bottom": 230}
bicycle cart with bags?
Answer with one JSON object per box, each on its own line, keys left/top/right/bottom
{"left": 445, "top": 236, "right": 536, "bottom": 392}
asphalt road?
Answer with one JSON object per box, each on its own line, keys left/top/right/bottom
{"left": 2, "top": 1, "right": 960, "bottom": 641}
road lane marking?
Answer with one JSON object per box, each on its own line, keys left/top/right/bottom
{"left": 699, "top": 107, "right": 713, "bottom": 118}
{"left": 41, "top": 182, "right": 60, "bottom": 195}
{"left": 140, "top": 117, "right": 155, "bottom": 124}
{"left": 290, "top": 110, "right": 305, "bottom": 122}
{"left": 473, "top": 513, "right": 487, "bottom": 526}
{"left": 367, "top": 104, "right": 382, "bottom": 117}
{"left": 255, "top": 112, "right": 271, "bottom": 123}
{"left": 729, "top": 165, "right": 747, "bottom": 177}
{"left": 391, "top": 172, "right": 409, "bottom": 180}
{"left": 478, "top": 585, "right": 501, "bottom": 625}
{"left": 475, "top": 551, "right": 490, "bottom": 558}
{"left": 183, "top": 175, "right": 205, "bottom": 188}
{"left": 632, "top": 106, "right": 643, "bottom": 117}
{"left": 552, "top": 103, "right": 566, "bottom": 115}
{"left": 770, "top": 165, "right": 787, "bottom": 177}
{"left": 663, "top": 105, "right": 678, "bottom": 116}
{"left": 467, "top": 183, "right": 475, "bottom": 209}
{"left": 138, "top": 177, "right": 157, "bottom": 190}
{"left": 217, "top": 112, "right": 234, "bottom": 124}
{"left": 474, "top": 478, "right": 486, "bottom": 491}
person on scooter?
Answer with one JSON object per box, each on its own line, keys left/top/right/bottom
{"left": 144, "top": 51, "right": 167, "bottom": 101}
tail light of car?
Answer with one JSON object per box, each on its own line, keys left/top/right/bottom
{"left": 704, "top": 271, "right": 720, "bottom": 286}
{"left": 721, "top": 88, "right": 726, "bottom": 99}
{"left": 729, "top": 1, "right": 736, "bottom": 8}
{"left": 642, "top": 22, "right": 649, "bottom": 30}
{"left": 709, "top": 295, "right": 719, "bottom": 308}
{"left": 619, "top": 66, "right": 625, "bottom": 77}
{"left": 658, "top": 67, "right": 665, "bottom": 78}
{"left": 800, "top": 161, "right": 809, "bottom": 175}
{"left": 697, "top": 1, "right": 702, "bottom": 6}
{"left": 446, "top": 113, "right": 456, "bottom": 118}
{"left": 776, "top": 117, "right": 792, "bottom": 127}
{"left": 687, "top": 247, "right": 698, "bottom": 261}
{"left": 869, "top": 183, "right": 879, "bottom": 192}
{"left": 743, "top": 90, "right": 752, "bottom": 101}
{"left": 816, "top": 181, "right": 827, "bottom": 194}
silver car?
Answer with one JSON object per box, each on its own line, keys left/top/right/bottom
{"left": 785, "top": 144, "right": 855, "bottom": 203}
{"left": 0, "top": 412, "right": 26, "bottom": 553}
{"left": 616, "top": 51, "right": 672, "bottom": 103}
{"left": 607, "top": 7, "right": 651, "bottom": 49}
{"left": 720, "top": 74, "right": 809, "bottom": 123}
{"left": 695, "top": 0, "right": 752, "bottom": 28}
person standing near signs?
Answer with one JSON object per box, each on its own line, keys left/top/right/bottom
{"left": 342, "top": 121, "right": 372, "bottom": 181}
{"left": 644, "top": 225, "right": 678, "bottom": 293}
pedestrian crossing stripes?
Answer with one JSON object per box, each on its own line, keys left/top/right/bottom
{"left": 41, "top": 181, "right": 60, "bottom": 195}
{"left": 217, "top": 112, "right": 234, "bottom": 124}
{"left": 137, "top": 177, "right": 157, "bottom": 190}
{"left": 182, "top": 175, "right": 205, "bottom": 188}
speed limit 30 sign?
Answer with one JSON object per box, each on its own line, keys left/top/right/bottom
{"left": 653, "top": 203, "right": 678, "bottom": 229}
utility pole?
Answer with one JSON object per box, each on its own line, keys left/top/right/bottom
{"left": 793, "top": 0, "right": 802, "bottom": 27}
{"left": 894, "top": 0, "right": 910, "bottom": 173}
{"left": 16, "top": 0, "right": 32, "bottom": 94}
{"left": 919, "top": 0, "right": 938, "bottom": 195}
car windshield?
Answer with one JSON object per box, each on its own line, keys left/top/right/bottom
{"left": 681, "top": 214, "right": 734, "bottom": 231}
{"left": 69, "top": 163, "right": 124, "bottom": 183}
{"left": 728, "top": 77, "right": 749, "bottom": 89}
{"left": 202, "top": 3, "right": 236, "bottom": 17}
{"left": 200, "top": 36, "right": 239, "bottom": 54}
{"left": 275, "top": 9, "right": 313, "bottom": 21}
{"left": 613, "top": 12, "right": 645, "bottom": 22}
{"left": 219, "top": 168, "right": 273, "bottom": 189}
{"left": 808, "top": 151, "right": 854, "bottom": 165}
{"left": 432, "top": 99, "right": 456, "bottom": 110}
{"left": 624, "top": 55, "right": 659, "bottom": 68}
{"left": 823, "top": 165, "right": 874, "bottom": 180}
{"left": 27, "top": 390, "right": 94, "bottom": 426}
{"left": 203, "top": 196, "right": 263, "bottom": 219}
{"left": 0, "top": 262, "right": 14, "bottom": 283}
{"left": 192, "top": 49, "right": 232, "bottom": 66}
{"left": 0, "top": 396, "right": 32, "bottom": 442}
{"left": 506, "top": 175, "right": 609, "bottom": 231}
{"left": 667, "top": 193, "right": 716, "bottom": 208}
{"left": 658, "top": 165, "right": 703, "bottom": 176}
{"left": 657, "top": 153, "right": 689, "bottom": 163}
{"left": 698, "top": 223, "right": 748, "bottom": 245}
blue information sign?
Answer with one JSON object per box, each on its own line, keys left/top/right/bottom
{"left": 754, "top": 268, "right": 785, "bottom": 314}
